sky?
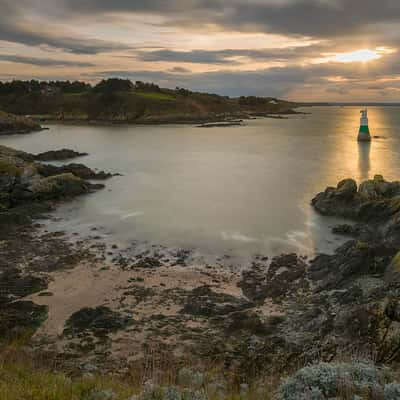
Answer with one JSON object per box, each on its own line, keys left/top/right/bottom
{"left": 0, "top": 0, "right": 399, "bottom": 101}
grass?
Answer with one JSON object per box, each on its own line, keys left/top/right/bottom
{"left": 0, "top": 339, "right": 133, "bottom": 400}
{"left": 1, "top": 337, "right": 399, "bottom": 400}
{"left": 0, "top": 361, "right": 133, "bottom": 400}
{"left": 0, "top": 159, "right": 22, "bottom": 176}
{"left": 134, "top": 91, "right": 176, "bottom": 101}
{"left": 64, "top": 92, "right": 89, "bottom": 97}
{"left": 0, "top": 339, "right": 277, "bottom": 400}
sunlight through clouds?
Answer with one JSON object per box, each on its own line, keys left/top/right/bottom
{"left": 0, "top": 0, "right": 399, "bottom": 101}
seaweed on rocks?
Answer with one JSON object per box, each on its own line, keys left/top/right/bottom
{"left": 64, "top": 306, "right": 131, "bottom": 338}
{"left": 0, "top": 144, "right": 111, "bottom": 342}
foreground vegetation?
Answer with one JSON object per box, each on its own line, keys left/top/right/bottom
{"left": 0, "top": 79, "right": 298, "bottom": 124}
{"left": 2, "top": 341, "right": 400, "bottom": 400}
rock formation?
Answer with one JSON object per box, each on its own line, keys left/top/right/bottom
{"left": 0, "top": 111, "right": 43, "bottom": 135}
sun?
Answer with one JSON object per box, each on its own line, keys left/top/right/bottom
{"left": 333, "top": 49, "right": 381, "bottom": 63}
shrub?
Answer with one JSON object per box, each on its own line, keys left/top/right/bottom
{"left": 384, "top": 383, "right": 400, "bottom": 399}
{"left": 276, "top": 362, "right": 396, "bottom": 400}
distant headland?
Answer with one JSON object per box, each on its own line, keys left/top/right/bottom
{"left": 0, "top": 79, "right": 300, "bottom": 126}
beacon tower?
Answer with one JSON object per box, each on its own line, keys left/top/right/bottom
{"left": 358, "top": 109, "right": 371, "bottom": 142}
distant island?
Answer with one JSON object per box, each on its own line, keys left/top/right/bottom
{"left": 0, "top": 78, "right": 299, "bottom": 126}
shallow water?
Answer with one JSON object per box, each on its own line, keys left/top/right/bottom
{"left": 1, "top": 106, "right": 399, "bottom": 260}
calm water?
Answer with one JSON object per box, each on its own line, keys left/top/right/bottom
{"left": 1, "top": 106, "right": 400, "bottom": 260}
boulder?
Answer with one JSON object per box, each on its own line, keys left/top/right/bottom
{"left": 336, "top": 178, "right": 358, "bottom": 199}
{"left": 312, "top": 176, "right": 400, "bottom": 222}
{"left": 309, "top": 241, "right": 393, "bottom": 290}
{"left": 311, "top": 179, "right": 358, "bottom": 218}
{"left": 12, "top": 173, "right": 104, "bottom": 203}
{"left": 358, "top": 175, "right": 399, "bottom": 201}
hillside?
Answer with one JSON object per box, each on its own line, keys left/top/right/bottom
{"left": 0, "top": 79, "right": 298, "bottom": 124}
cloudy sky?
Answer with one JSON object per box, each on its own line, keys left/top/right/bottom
{"left": 0, "top": 0, "right": 399, "bottom": 101}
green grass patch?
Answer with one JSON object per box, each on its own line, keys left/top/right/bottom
{"left": 134, "top": 91, "right": 176, "bottom": 101}
{"left": 63, "top": 92, "right": 89, "bottom": 97}
{"left": 0, "top": 160, "right": 22, "bottom": 177}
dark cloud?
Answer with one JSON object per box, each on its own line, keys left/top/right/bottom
{"left": 0, "top": 25, "right": 130, "bottom": 54}
{"left": 86, "top": 67, "right": 326, "bottom": 98}
{"left": 88, "top": 58, "right": 400, "bottom": 99}
{"left": 214, "top": 0, "right": 400, "bottom": 38}
{"left": 0, "top": 0, "right": 130, "bottom": 54}
{"left": 2, "top": 0, "right": 400, "bottom": 54}
{"left": 0, "top": 0, "right": 399, "bottom": 100}
{"left": 60, "top": 0, "right": 400, "bottom": 38}
{"left": 0, "top": 54, "right": 95, "bottom": 67}
{"left": 168, "top": 66, "right": 192, "bottom": 74}
{"left": 138, "top": 49, "right": 238, "bottom": 65}
{"left": 136, "top": 47, "right": 322, "bottom": 65}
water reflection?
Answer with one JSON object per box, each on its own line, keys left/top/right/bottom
{"left": 1, "top": 106, "right": 399, "bottom": 259}
{"left": 358, "top": 142, "right": 371, "bottom": 181}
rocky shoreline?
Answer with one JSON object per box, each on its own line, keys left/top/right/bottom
{"left": 1, "top": 143, "right": 400, "bottom": 386}
{"left": 0, "top": 111, "right": 45, "bottom": 135}
{"left": 32, "top": 109, "right": 304, "bottom": 127}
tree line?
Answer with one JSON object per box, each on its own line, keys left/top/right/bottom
{"left": 0, "top": 79, "right": 165, "bottom": 96}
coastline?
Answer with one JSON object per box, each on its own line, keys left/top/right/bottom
{"left": 30, "top": 109, "right": 304, "bottom": 127}
{"left": 2, "top": 142, "right": 400, "bottom": 382}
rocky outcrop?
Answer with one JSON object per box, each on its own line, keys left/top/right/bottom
{"left": 12, "top": 173, "right": 104, "bottom": 202}
{"left": 0, "top": 301, "right": 48, "bottom": 339}
{"left": 37, "top": 163, "right": 112, "bottom": 180}
{"left": 312, "top": 175, "right": 400, "bottom": 221}
{"left": 304, "top": 176, "right": 400, "bottom": 363}
{"left": 64, "top": 306, "right": 131, "bottom": 337}
{"left": 0, "top": 144, "right": 111, "bottom": 343}
{"left": 181, "top": 285, "right": 253, "bottom": 317}
{"left": 34, "top": 149, "right": 88, "bottom": 161}
{"left": 225, "top": 175, "right": 400, "bottom": 376}
{"left": 0, "top": 111, "right": 42, "bottom": 135}
{"left": 239, "top": 254, "right": 307, "bottom": 302}
{"left": 0, "top": 144, "right": 105, "bottom": 210}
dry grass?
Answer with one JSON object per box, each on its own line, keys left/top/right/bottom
{"left": 0, "top": 338, "right": 278, "bottom": 400}
{"left": 2, "top": 337, "right": 398, "bottom": 400}
{"left": 0, "top": 334, "right": 131, "bottom": 400}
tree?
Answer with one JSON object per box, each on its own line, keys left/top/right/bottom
{"left": 93, "top": 78, "right": 134, "bottom": 94}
